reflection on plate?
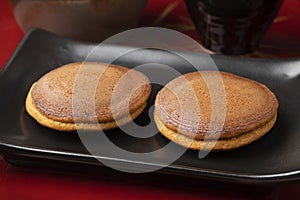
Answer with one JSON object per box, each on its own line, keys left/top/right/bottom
{"left": 1, "top": 29, "right": 300, "bottom": 186}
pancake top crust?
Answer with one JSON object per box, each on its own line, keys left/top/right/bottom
{"left": 155, "top": 71, "right": 278, "bottom": 139}
{"left": 31, "top": 62, "right": 151, "bottom": 123}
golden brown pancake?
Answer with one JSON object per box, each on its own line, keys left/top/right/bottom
{"left": 25, "top": 62, "right": 151, "bottom": 131}
{"left": 154, "top": 71, "right": 278, "bottom": 151}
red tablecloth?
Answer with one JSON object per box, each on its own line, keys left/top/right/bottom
{"left": 1, "top": 0, "right": 300, "bottom": 199}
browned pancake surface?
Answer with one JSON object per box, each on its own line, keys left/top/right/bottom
{"left": 155, "top": 71, "right": 278, "bottom": 139}
{"left": 30, "top": 62, "right": 151, "bottom": 123}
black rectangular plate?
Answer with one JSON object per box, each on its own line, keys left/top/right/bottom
{"left": 1, "top": 28, "right": 300, "bottom": 186}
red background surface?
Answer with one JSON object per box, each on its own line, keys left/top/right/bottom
{"left": 1, "top": 0, "right": 300, "bottom": 199}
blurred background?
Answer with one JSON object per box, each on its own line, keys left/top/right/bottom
{"left": 1, "top": 0, "right": 300, "bottom": 68}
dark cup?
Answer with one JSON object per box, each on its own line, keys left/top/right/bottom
{"left": 185, "top": 0, "right": 283, "bottom": 55}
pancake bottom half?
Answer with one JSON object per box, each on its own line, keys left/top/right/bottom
{"left": 26, "top": 85, "right": 147, "bottom": 131}
{"left": 154, "top": 110, "right": 277, "bottom": 151}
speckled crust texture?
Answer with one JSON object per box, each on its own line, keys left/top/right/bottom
{"left": 155, "top": 71, "right": 278, "bottom": 140}
{"left": 25, "top": 62, "right": 151, "bottom": 131}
